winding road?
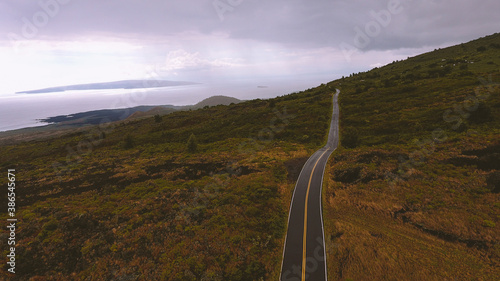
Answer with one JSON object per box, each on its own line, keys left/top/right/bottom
{"left": 280, "top": 89, "right": 340, "bottom": 281}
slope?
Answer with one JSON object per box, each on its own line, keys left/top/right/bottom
{"left": 323, "top": 33, "right": 500, "bottom": 280}
{"left": 0, "top": 82, "right": 333, "bottom": 280}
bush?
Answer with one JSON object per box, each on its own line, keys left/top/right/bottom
{"left": 187, "top": 133, "right": 198, "bottom": 153}
{"left": 469, "top": 102, "right": 493, "bottom": 123}
{"left": 490, "top": 43, "right": 500, "bottom": 49}
{"left": 477, "top": 46, "right": 487, "bottom": 52}
{"left": 341, "top": 128, "right": 360, "bottom": 148}
{"left": 123, "top": 135, "right": 135, "bottom": 149}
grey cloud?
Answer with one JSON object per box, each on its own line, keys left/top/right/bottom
{"left": 361, "top": 0, "right": 500, "bottom": 50}
{"left": 219, "top": 0, "right": 499, "bottom": 50}
{"left": 1, "top": 0, "right": 498, "bottom": 51}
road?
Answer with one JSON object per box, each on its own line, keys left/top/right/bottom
{"left": 280, "top": 89, "right": 339, "bottom": 281}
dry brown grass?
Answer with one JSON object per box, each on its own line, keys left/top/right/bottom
{"left": 323, "top": 137, "right": 500, "bottom": 280}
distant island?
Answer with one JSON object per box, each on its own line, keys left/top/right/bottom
{"left": 16, "top": 80, "right": 199, "bottom": 94}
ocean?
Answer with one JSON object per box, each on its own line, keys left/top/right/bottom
{"left": 0, "top": 78, "right": 331, "bottom": 132}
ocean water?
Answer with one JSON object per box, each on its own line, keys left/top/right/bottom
{"left": 0, "top": 78, "right": 330, "bottom": 132}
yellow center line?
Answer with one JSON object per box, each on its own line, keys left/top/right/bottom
{"left": 302, "top": 149, "right": 329, "bottom": 280}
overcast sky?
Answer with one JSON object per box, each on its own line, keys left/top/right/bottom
{"left": 0, "top": 0, "right": 498, "bottom": 94}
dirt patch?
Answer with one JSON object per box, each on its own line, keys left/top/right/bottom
{"left": 333, "top": 166, "right": 362, "bottom": 183}
{"left": 411, "top": 223, "right": 490, "bottom": 251}
{"left": 446, "top": 143, "right": 500, "bottom": 171}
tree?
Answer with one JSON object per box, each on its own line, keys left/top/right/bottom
{"left": 187, "top": 133, "right": 198, "bottom": 153}
{"left": 477, "top": 46, "right": 487, "bottom": 52}
{"left": 123, "top": 135, "right": 134, "bottom": 149}
{"left": 154, "top": 114, "right": 162, "bottom": 123}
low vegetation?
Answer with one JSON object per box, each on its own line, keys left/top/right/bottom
{"left": 0, "top": 33, "right": 498, "bottom": 280}
{"left": 0, "top": 79, "right": 333, "bottom": 280}
{"left": 324, "top": 33, "right": 500, "bottom": 280}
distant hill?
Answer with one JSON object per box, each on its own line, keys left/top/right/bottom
{"left": 126, "top": 106, "right": 179, "bottom": 120}
{"left": 127, "top": 96, "right": 242, "bottom": 120}
{"left": 190, "top": 95, "right": 242, "bottom": 109}
{"left": 16, "top": 80, "right": 198, "bottom": 94}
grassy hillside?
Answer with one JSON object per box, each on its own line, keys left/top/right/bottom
{"left": 0, "top": 82, "right": 333, "bottom": 280}
{"left": 323, "top": 33, "right": 500, "bottom": 280}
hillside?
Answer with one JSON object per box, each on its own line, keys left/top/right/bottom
{"left": 323, "top": 33, "right": 500, "bottom": 280}
{"left": 0, "top": 82, "right": 332, "bottom": 279}
{"left": 0, "top": 96, "right": 241, "bottom": 144}
{"left": 0, "top": 33, "right": 498, "bottom": 280}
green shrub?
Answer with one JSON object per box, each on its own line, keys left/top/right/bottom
{"left": 469, "top": 102, "right": 493, "bottom": 123}
{"left": 187, "top": 133, "right": 198, "bottom": 153}
{"left": 123, "top": 135, "right": 135, "bottom": 149}
{"left": 341, "top": 128, "right": 360, "bottom": 148}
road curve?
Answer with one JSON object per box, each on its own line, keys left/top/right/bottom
{"left": 280, "top": 89, "right": 340, "bottom": 281}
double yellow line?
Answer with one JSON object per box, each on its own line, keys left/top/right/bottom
{"left": 301, "top": 149, "right": 328, "bottom": 280}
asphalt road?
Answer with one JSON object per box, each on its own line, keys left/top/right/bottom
{"left": 280, "top": 89, "right": 339, "bottom": 281}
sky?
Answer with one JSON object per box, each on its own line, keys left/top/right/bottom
{"left": 0, "top": 0, "right": 499, "bottom": 95}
